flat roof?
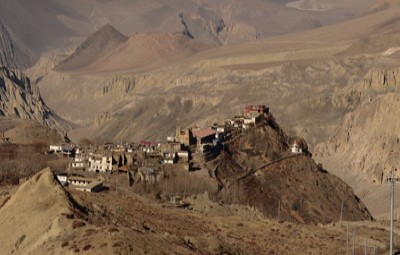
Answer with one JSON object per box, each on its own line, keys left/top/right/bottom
{"left": 68, "top": 176, "right": 95, "bottom": 182}
{"left": 192, "top": 128, "right": 216, "bottom": 139}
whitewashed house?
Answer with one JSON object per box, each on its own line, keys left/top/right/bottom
{"left": 88, "top": 154, "right": 113, "bottom": 172}
{"left": 70, "top": 154, "right": 88, "bottom": 170}
{"left": 291, "top": 143, "right": 303, "bottom": 154}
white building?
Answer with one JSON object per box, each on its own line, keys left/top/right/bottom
{"left": 68, "top": 176, "right": 103, "bottom": 192}
{"left": 70, "top": 154, "right": 88, "bottom": 170}
{"left": 56, "top": 173, "right": 68, "bottom": 186}
{"left": 88, "top": 155, "right": 113, "bottom": 172}
{"left": 291, "top": 143, "right": 303, "bottom": 154}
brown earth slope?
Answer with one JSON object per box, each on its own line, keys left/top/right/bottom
{"left": 56, "top": 24, "right": 129, "bottom": 72}
{"left": 59, "top": 32, "right": 208, "bottom": 74}
{"left": 0, "top": 0, "right": 376, "bottom": 69}
{"left": 0, "top": 169, "right": 81, "bottom": 255}
{"left": 36, "top": 2, "right": 400, "bottom": 146}
{"left": 0, "top": 168, "right": 393, "bottom": 254}
{"left": 212, "top": 117, "right": 372, "bottom": 224}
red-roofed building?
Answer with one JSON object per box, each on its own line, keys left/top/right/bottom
{"left": 192, "top": 128, "right": 217, "bottom": 145}
{"left": 244, "top": 105, "right": 269, "bottom": 115}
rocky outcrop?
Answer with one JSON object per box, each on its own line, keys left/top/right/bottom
{"left": 314, "top": 93, "right": 400, "bottom": 217}
{"left": 214, "top": 118, "right": 372, "bottom": 223}
{"left": 361, "top": 68, "right": 400, "bottom": 93}
{"left": 0, "top": 66, "right": 64, "bottom": 130}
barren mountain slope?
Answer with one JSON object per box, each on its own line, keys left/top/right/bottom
{"left": 0, "top": 66, "right": 66, "bottom": 131}
{"left": 0, "top": 168, "right": 391, "bottom": 254}
{"left": 58, "top": 31, "right": 208, "bottom": 73}
{"left": 314, "top": 92, "right": 400, "bottom": 218}
{"left": 0, "top": 0, "right": 376, "bottom": 69}
{"left": 361, "top": 0, "right": 400, "bottom": 15}
{"left": 56, "top": 24, "right": 128, "bottom": 72}
{"left": 39, "top": 30, "right": 400, "bottom": 145}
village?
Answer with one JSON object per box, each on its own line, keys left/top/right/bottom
{"left": 50, "top": 105, "right": 305, "bottom": 194}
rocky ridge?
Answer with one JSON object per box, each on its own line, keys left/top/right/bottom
{"left": 0, "top": 66, "right": 65, "bottom": 131}
{"left": 56, "top": 24, "right": 129, "bottom": 72}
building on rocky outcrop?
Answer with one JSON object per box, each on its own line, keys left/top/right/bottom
{"left": 243, "top": 105, "right": 269, "bottom": 116}
{"left": 242, "top": 105, "right": 270, "bottom": 129}
{"left": 244, "top": 111, "right": 264, "bottom": 125}
{"left": 192, "top": 128, "right": 217, "bottom": 145}
{"left": 291, "top": 138, "right": 308, "bottom": 154}
{"left": 291, "top": 143, "right": 303, "bottom": 154}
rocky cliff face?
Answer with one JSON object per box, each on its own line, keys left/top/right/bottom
{"left": 0, "top": 66, "right": 63, "bottom": 130}
{"left": 314, "top": 90, "right": 400, "bottom": 218}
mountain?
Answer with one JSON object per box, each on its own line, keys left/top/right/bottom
{"left": 314, "top": 91, "right": 400, "bottom": 218}
{"left": 57, "top": 30, "right": 207, "bottom": 73}
{"left": 0, "top": 66, "right": 66, "bottom": 131}
{"left": 361, "top": 0, "right": 400, "bottom": 15}
{"left": 35, "top": 1, "right": 400, "bottom": 145}
{"left": 56, "top": 24, "right": 128, "bottom": 72}
{"left": 87, "top": 32, "right": 207, "bottom": 72}
{"left": 0, "top": 0, "right": 377, "bottom": 70}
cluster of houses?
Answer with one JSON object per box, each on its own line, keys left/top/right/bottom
{"left": 51, "top": 104, "right": 305, "bottom": 193}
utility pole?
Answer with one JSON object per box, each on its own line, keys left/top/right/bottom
{"left": 387, "top": 168, "right": 399, "bottom": 255}
{"left": 346, "top": 224, "right": 349, "bottom": 255}
{"left": 277, "top": 199, "right": 281, "bottom": 222}
{"left": 340, "top": 199, "right": 344, "bottom": 226}
{"left": 352, "top": 228, "right": 356, "bottom": 255}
